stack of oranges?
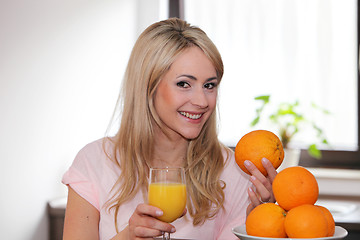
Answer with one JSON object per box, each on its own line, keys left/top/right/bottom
{"left": 246, "top": 166, "right": 335, "bottom": 238}
{"left": 235, "top": 130, "right": 336, "bottom": 238}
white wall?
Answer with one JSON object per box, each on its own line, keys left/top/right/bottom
{"left": 0, "top": 0, "right": 164, "bottom": 239}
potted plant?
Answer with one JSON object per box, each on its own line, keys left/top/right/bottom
{"left": 250, "top": 95, "right": 329, "bottom": 165}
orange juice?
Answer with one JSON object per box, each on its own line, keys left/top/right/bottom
{"left": 148, "top": 183, "right": 187, "bottom": 223}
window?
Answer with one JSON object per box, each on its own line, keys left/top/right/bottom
{"left": 178, "top": 0, "right": 360, "bottom": 169}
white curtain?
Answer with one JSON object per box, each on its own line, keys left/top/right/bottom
{"left": 185, "top": 0, "right": 358, "bottom": 150}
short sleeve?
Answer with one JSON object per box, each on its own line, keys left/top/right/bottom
{"left": 62, "top": 143, "right": 101, "bottom": 211}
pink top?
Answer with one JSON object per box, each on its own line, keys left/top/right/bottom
{"left": 62, "top": 138, "right": 251, "bottom": 240}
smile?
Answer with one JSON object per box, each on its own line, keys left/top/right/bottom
{"left": 179, "top": 111, "right": 203, "bottom": 120}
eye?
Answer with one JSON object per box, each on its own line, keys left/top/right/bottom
{"left": 204, "top": 82, "right": 217, "bottom": 89}
{"left": 177, "top": 81, "right": 190, "bottom": 88}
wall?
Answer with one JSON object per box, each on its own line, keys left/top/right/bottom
{"left": 0, "top": 0, "right": 163, "bottom": 239}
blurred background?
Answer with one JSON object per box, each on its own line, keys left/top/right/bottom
{"left": 0, "top": 0, "right": 359, "bottom": 239}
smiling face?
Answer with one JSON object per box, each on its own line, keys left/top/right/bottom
{"left": 153, "top": 46, "right": 218, "bottom": 140}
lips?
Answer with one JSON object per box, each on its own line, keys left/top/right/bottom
{"left": 179, "top": 111, "right": 203, "bottom": 120}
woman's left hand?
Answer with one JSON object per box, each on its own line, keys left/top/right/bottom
{"left": 245, "top": 158, "right": 277, "bottom": 215}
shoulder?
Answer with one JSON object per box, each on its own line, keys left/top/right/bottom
{"left": 69, "top": 137, "right": 117, "bottom": 176}
{"left": 77, "top": 137, "right": 112, "bottom": 157}
{"left": 62, "top": 138, "right": 118, "bottom": 211}
{"left": 75, "top": 137, "right": 114, "bottom": 162}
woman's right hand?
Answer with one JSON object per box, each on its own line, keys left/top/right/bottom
{"left": 116, "top": 203, "right": 176, "bottom": 240}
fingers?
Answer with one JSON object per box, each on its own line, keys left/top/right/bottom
{"left": 245, "top": 159, "right": 277, "bottom": 208}
{"left": 261, "top": 158, "right": 278, "bottom": 183}
{"left": 247, "top": 186, "right": 262, "bottom": 206}
{"left": 244, "top": 158, "right": 277, "bottom": 180}
{"left": 244, "top": 159, "right": 273, "bottom": 191}
{"left": 128, "top": 204, "right": 175, "bottom": 239}
{"left": 134, "top": 203, "right": 164, "bottom": 219}
{"left": 249, "top": 176, "right": 272, "bottom": 203}
{"left": 180, "top": 208, "right": 187, "bottom": 218}
{"left": 246, "top": 202, "right": 255, "bottom": 216}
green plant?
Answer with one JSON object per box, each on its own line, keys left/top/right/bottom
{"left": 250, "top": 95, "right": 330, "bottom": 158}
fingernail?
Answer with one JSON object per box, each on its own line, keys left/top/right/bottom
{"left": 244, "top": 160, "right": 251, "bottom": 166}
{"left": 156, "top": 210, "right": 163, "bottom": 216}
{"left": 261, "top": 158, "right": 268, "bottom": 165}
{"left": 171, "top": 227, "right": 176, "bottom": 233}
{"left": 250, "top": 175, "right": 256, "bottom": 181}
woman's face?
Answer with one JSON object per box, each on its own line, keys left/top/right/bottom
{"left": 153, "top": 46, "right": 218, "bottom": 140}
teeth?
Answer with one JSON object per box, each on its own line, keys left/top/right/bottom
{"left": 180, "top": 112, "right": 202, "bottom": 120}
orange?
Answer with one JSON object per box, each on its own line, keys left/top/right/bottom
{"left": 272, "top": 166, "right": 319, "bottom": 210}
{"left": 317, "top": 205, "right": 336, "bottom": 236}
{"left": 246, "top": 203, "right": 287, "bottom": 238}
{"left": 235, "top": 130, "right": 284, "bottom": 176}
{"left": 285, "top": 204, "right": 328, "bottom": 238}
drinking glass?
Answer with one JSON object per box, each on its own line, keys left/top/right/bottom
{"left": 148, "top": 167, "right": 187, "bottom": 240}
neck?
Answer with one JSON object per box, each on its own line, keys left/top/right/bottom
{"left": 151, "top": 129, "right": 189, "bottom": 168}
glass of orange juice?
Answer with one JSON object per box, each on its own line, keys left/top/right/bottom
{"left": 148, "top": 167, "right": 187, "bottom": 240}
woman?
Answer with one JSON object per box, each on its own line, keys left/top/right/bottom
{"left": 62, "top": 18, "right": 277, "bottom": 240}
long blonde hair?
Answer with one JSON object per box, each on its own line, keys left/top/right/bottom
{"left": 106, "top": 18, "right": 229, "bottom": 230}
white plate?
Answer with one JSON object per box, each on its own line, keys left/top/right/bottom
{"left": 232, "top": 224, "right": 348, "bottom": 240}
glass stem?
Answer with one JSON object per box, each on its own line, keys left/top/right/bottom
{"left": 163, "top": 232, "right": 170, "bottom": 240}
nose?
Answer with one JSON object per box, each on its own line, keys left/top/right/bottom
{"left": 191, "top": 88, "right": 209, "bottom": 109}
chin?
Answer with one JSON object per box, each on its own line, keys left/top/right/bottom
{"left": 181, "top": 131, "right": 202, "bottom": 140}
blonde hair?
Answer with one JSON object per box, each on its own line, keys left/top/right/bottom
{"left": 106, "top": 18, "right": 229, "bottom": 230}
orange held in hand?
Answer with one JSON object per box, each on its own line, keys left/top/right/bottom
{"left": 235, "top": 130, "right": 284, "bottom": 176}
{"left": 284, "top": 204, "right": 328, "bottom": 238}
{"left": 246, "top": 203, "right": 287, "bottom": 238}
{"left": 272, "top": 166, "right": 319, "bottom": 211}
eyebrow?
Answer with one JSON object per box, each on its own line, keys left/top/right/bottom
{"left": 177, "top": 74, "right": 218, "bottom": 82}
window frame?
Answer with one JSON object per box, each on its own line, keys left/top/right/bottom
{"left": 300, "top": 0, "right": 360, "bottom": 170}
{"left": 169, "top": 0, "right": 184, "bottom": 19}
{"left": 170, "top": 0, "right": 360, "bottom": 170}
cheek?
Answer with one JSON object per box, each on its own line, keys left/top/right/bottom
{"left": 208, "top": 92, "right": 218, "bottom": 110}
{"left": 154, "top": 84, "right": 180, "bottom": 111}
{"left": 160, "top": 88, "right": 174, "bottom": 103}
{"left": 156, "top": 88, "right": 173, "bottom": 109}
